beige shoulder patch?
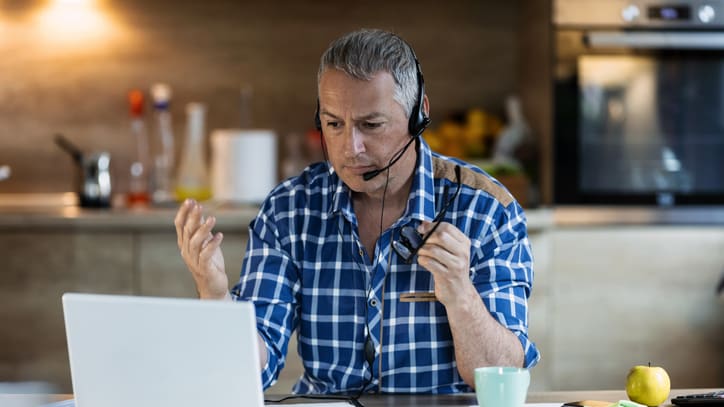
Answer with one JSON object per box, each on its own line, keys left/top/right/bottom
{"left": 432, "top": 157, "right": 514, "bottom": 207}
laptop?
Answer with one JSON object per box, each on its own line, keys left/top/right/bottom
{"left": 62, "top": 293, "right": 264, "bottom": 407}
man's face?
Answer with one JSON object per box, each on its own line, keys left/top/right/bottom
{"left": 318, "top": 68, "right": 412, "bottom": 195}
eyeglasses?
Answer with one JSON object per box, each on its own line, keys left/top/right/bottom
{"left": 393, "top": 165, "right": 462, "bottom": 263}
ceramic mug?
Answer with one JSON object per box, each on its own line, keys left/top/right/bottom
{"left": 474, "top": 366, "right": 530, "bottom": 407}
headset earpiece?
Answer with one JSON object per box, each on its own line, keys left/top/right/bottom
{"left": 407, "top": 57, "right": 431, "bottom": 138}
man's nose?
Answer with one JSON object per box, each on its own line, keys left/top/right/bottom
{"left": 343, "top": 126, "right": 365, "bottom": 158}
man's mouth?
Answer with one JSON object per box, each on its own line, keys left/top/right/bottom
{"left": 345, "top": 165, "right": 376, "bottom": 175}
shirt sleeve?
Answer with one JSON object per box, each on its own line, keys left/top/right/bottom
{"left": 470, "top": 200, "right": 541, "bottom": 368}
{"left": 230, "top": 204, "right": 301, "bottom": 390}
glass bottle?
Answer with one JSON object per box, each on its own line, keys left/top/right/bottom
{"left": 127, "top": 89, "right": 150, "bottom": 206}
{"left": 150, "top": 83, "right": 175, "bottom": 205}
{"left": 175, "top": 102, "right": 211, "bottom": 201}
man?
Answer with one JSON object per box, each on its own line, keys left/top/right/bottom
{"left": 175, "top": 29, "right": 539, "bottom": 394}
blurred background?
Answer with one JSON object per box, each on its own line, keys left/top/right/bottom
{"left": 0, "top": 0, "right": 722, "bottom": 398}
{"left": 0, "top": 0, "right": 546, "bottom": 204}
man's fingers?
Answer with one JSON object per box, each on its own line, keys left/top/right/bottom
{"left": 187, "top": 211, "right": 214, "bottom": 265}
{"left": 181, "top": 202, "right": 203, "bottom": 251}
{"left": 420, "top": 222, "right": 468, "bottom": 251}
{"left": 417, "top": 221, "right": 433, "bottom": 235}
{"left": 174, "top": 199, "right": 196, "bottom": 249}
{"left": 198, "top": 216, "right": 218, "bottom": 249}
{"left": 183, "top": 204, "right": 204, "bottom": 254}
{"left": 418, "top": 244, "right": 466, "bottom": 273}
{"left": 199, "top": 232, "right": 224, "bottom": 264}
{"left": 190, "top": 216, "right": 220, "bottom": 270}
{"left": 417, "top": 252, "right": 446, "bottom": 275}
{"left": 175, "top": 201, "right": 227, "bottom": 302}
{"left": 414, "top": 221, "right": 471, "bottom": 276}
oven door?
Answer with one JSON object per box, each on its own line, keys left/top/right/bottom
{"left": 554, "top": 29, "right": 724, "bottom": 205}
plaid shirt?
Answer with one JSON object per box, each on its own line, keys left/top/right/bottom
{"left": 231, "top": 138, "right": 539, "bottom": 394}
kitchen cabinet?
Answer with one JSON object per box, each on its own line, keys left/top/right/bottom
{"left": 0, "top": 207, "right": 255, "bottom": 392}
{"left": 0, "top": 229, "right": 249, "bottom": 392}
{"left": 545, "top": 226, "right": 724, "bottom": 390}
{"left": 0, "top": 231, "right": 135, "bottom": 391}
{"left": 1, "top": 208, "right": 722, "bottom": 392}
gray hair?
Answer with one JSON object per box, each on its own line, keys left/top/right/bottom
{"left": 317, "top": 29, "right": 419, "bottom": 118}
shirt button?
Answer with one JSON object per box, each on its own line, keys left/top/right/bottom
{"left": 369, "top": 298, "right": 378, "bottom": 307}
{"left": 358, "top": 249, "right": 364, "bottom": 257}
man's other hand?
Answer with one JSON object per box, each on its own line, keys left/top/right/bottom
{"left": 174, "top": 199, "right": 229, "bottom": 300}
{"left": 415, "top": 221, "right": 475, "bottom": 309}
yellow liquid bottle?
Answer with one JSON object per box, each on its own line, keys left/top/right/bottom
{"left": 176, "top": 102, "right": 212, "bottom": 202}
{"left": 175, "top": 185, "right": 212, "bottom": 202}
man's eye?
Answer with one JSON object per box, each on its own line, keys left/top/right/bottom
{"left": 363, "top": 122, "right": 383, "bottom": 129}
{"left": 326, "top": 121, "right": 340, "bottom": 129}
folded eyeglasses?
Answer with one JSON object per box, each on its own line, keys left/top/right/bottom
{"left": 392, "top": 165, "right": 462, "bottom": 263}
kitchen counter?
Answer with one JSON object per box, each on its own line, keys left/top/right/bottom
{"left": 5, "top": 194, "right": 724, "bottom": 230}
{"left": 0, "top": 206, "right": 258, "bottom": 231}
{"left": 553, "top": 205, "right": 724, "bottom": 226}
{"left": 0, "top": 193, "right": 259, "bottom": 231}
{"left": 0, "top": 204, "right": 260, "bottom": 231}
{"left": 0, "top": 193, "right": 555, "bottom": 231}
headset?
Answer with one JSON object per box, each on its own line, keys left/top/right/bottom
{"left": 314, "top": 40, "right": 431, "bottom": 139}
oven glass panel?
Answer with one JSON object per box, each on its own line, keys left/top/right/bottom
{"left": 579, "top": 55, "right": 724, "bottom": 194}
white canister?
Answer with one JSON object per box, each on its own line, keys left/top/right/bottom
{"left": 210, "top": 129, "right": 277, "bottom": 204}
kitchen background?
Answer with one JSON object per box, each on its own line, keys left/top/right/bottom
{"left": 0, "top": 0, "right": 550, "bottom": 204}
{"left": 1, "top": 0, "right": 722, "bottom": 398}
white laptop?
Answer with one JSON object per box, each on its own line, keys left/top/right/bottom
{"left": 62, "top": 293, "right": 264, "bottom": 407}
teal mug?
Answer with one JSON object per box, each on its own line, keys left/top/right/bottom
{"left": 474, "top": 366, "right": 530, "bottom": 407}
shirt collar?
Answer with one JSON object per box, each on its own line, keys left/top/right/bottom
{"left": 327, "top": 137, "right": 438, "bottom": 226}
{"left": 328, "top": 164, "right": 354, "bottom": 223}
{"left": 403, "top": 137, "right": 437, "bottom": 224}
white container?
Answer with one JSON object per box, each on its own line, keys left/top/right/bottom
{"left": 211, "top": 129, "right": 277, "bottom": 204}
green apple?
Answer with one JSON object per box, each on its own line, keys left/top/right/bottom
{"left": 626, "top": 364, "right": 671, "bottom": 407}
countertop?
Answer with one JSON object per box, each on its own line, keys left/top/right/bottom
{"left": 0, "top": 193, "right": 259, "bottom": 231}
{"left": 29, "top": 389, "right": 724, "bottom": 407}
{"left": 0, "top": 193, "right": 554, "bottom": 232}
{"left": 3, "top": 194, "right": 724, "bottom": 231}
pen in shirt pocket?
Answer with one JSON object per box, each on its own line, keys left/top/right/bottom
{"left": 399, "top": 292, "right": 437, "bottom": 302}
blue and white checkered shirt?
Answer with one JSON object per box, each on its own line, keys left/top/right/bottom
{"left": 231, "top": 138, "right": 539, "bottom": 394}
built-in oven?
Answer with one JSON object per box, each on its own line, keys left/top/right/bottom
{"left": 554, "top": 0, "right": 724, "bottom": 205}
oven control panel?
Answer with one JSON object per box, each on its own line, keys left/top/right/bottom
{"left": 556, "top": 0, "right": 724, "bottom": 28}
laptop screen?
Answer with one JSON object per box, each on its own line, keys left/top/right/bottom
{"left": 62, "top": 293, "right": 264, "bottom": 407}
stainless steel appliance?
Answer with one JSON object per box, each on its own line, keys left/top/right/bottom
{"left": 55, "top": 134, "right": 112, "bottom": 208}
{"left": 554, "top": 0, "right": 724, "bottom": 205}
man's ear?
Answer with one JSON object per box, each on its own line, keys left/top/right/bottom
{"left": 422, "top": 94, "right": 430, "bottom": 118}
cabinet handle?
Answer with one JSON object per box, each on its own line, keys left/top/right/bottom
{"left": 586, "top": 31, "right": 724, "bottom": 49}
